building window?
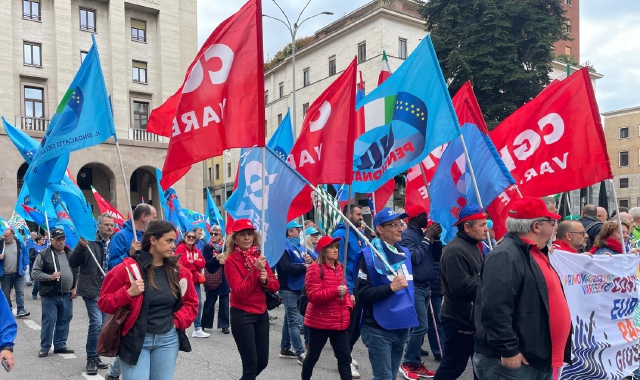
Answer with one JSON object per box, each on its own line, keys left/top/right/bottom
{"left": 227, "top": 163, "right": 232, "bottom": 178}
{"left": 398, "top": 38, "right": 407, "bottom": 59}
{"left": 215, "top": 164, "right": 220, "bottom": 180}
{"left": 277, "top": 113, "right": 283, "bottom": 125}
{"left": 564, "top": 46, "right": 571, "bottom": 56}
{"left": 132, "top": 61, "right": 147, "bottom": 83}
{"left": 264, "top": 90, "right": 269, "bottom": 104}
{"left": 131, "top": 19, "right": 146, "bottom": 42}
{"left": 564, "top": 20, "right": 571, "bottom": 35}
{"left": 620, "top": 178, "right": 629, "bottom": 188}
{"left": 132, "top": 101, "right": 149, "bottom": 130}
{"left": 303, "top": 68, "right": 310, "bottom": 87}
{"left": 24, "top": 86, "right": 44, "bottom": 120}
{"left": 23, "top": 0, "right": 40, "bottom": 21}
{"left": 620, "top": 127, "right": 629, "bottom": 139}
{"left": 79, "top": 8, "right": 96, "bottom": 32}
{"left": 208, "top": 167, "right": 212, "bottom": 181}
{"left": 358, "top": 42, "right": 366, "bottom": 63}
{"left": 329, "top": 55, "right": 336, "bottom": 76}
{"left": 80, "top": 51, "right": 88, "bottom": 63}
{"left": 279, "top": 82, "right": 284, "bottom": 98}
{"left": 620, "top": 151, "right": 629, "bottom": 167}
{"left": 565, "top": 0, "right": 571, "bottom": 5}
{"left": 23, "top": 42, "right": 42, "bottom": 67}
{"left": 302, "top": 103, "right": 309, "bottom": 118}
{"left": 620, "top": 199, "right": 630, "bottom": 209}
{"left": 265, "top": 120, "right": 267, "bottom": 131}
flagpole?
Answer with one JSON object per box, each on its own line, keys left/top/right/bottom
{"left": 43, "top": 211, "right": 51, "bottom": 247}
{"left": 115, "top": 141, "right": 137, "bottom": 242}
{"left": 459, "top": 134, "right": 493, "bottom": 250}
{"left": 610, "top": 179, "right": 627, "bottom": 253}
{"left": 418, "top": 164, "right": 433, "bottom": 202}
{"left": 260, "top": 147, "right": 266, "bottom": 255}
{"left": 341, "top": 186, "right": 353, "bottom": 288}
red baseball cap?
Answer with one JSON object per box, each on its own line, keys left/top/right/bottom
{"left": 406, "top": 204, "right": 428, "bottom": 219}
{"left": 316, "top": 236, "right": 340, "bottom": 252}
{"left": 231, "top": 219, "right": 256, "bottom": 232}
{"left": 508, "top": 197, "right": 561, "bottom": 220}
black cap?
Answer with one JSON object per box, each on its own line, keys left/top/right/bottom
{"left": 50, "top": 228, "right": 65, "bottom": 239}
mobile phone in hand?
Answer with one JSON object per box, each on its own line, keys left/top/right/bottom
{"left": 1, "top": 357, "right": 9, "bottom": 372}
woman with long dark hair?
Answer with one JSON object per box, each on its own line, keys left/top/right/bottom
{"left": 201, "top": 225, "right": 230, "bottom": 334}
{"left": 221, "top": 219, "right": 279, "bottom": 380}
{"left": 98, "top": 221, "right": 198, "bottom": 380}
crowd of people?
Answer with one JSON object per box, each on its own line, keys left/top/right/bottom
{"left": 2, "top": 200, "right": 640, "bottom": 379}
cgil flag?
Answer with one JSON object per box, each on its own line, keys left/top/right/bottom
{"left": 91, "top": 186, "right": 126, "bottom": 228}
{"left": 430, "top": 124, "right": 515, "bottom": 242}
{"left": 157, "top": 0, "right": 266, "bottom": 189}
{"left": 25, "top": 35, "right": 116, "bottom": 206}
{"left": 225, "top": 147, "right": 307, "bottom": 266}
{"left": 352, "top": 35, "right": 461, "bottom": 193}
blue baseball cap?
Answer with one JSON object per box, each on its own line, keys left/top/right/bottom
{"left": 286, "top": 220, "right": 303, "bottom": 230}
{"left": 453, "top": 204, "right": 487, "bottom": 226}
{"left": 305, "top": 227, "right": 320, "bottom": 236}
{"left": 373, "top": 207, "right": 408, "bottom": 228}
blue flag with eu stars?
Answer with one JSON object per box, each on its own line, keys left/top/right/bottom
{"left": 351, "top": 35, "right": 461, "bottom": 193}
{"left": 268, "top": 109, "right": 294, "bottom": 160}
{"left": 25, "top": 34, "right": 116, "bottom": 206}
{"left": 224, "top": 147, "right": 307, "bottom": 266}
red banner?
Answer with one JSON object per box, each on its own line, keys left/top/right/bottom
{"left": 487, "top": 67, "right": 613, "bottom": 237}
{"left": 157, "top": 0, "right": 265, "bottom": 189}
{"left": 91, "top": 187, "right": 126, "bottom": 228}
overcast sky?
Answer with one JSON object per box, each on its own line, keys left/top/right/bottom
{"left": 198, "top": 0, "right": 640, "bottom": 113}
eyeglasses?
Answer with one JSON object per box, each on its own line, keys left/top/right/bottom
{"left": 538, "top": 219, "right": 557, "bottom": 226}
{"left": 211, "top": 232, "right": 220, "bottom": 236}
{"left": 311, "top": 234, "right": 321, "bottom": 237}
{"left": 186, "top": 235, "right": 196, "bottom": 240}
{"left": 568, "top": 231, "right": 588, "bottom": 236}
{"left": 382, "top": 222, "right": 403, "bottom": 229}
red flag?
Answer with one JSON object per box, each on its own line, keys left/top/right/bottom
{"left": 91, "top": 186, "right": 126, "bottom": 228}
{"left": 487, "top": 67, "right": 612, "bottom": 238}
{"left": 158, "top": 0, "right": 265, "bottom": 189}
{"left": 287, "top": 57, "right": 358, "bottom": 185}
{"left": 452, "top": 81, "right": 489, "bottom": 135}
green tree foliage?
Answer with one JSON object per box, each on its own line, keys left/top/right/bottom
{"left": 264, "top": 36, "right": 316, "bottom": 72}
{"left": 421, "top": 0, "right": 567, "bottom": 128}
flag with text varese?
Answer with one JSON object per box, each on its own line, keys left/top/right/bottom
{"left": 352, "top": 35, "right": 461, "bottom": 193}
{"left": 91, "top": 186, "right": 125, "bottom": 228}
{"left": 430, "top": 124, "right": 515, "bottom": 242}
{"left": 24, "top": 35, "right": 116, "bottom": 206}
{"left": 225, "top": 148, "right": 307, "bottom": 266}
{"left": 487, "top": 67, "right": 613, "bottom": 238}
{"left": 157, "top": 0, "right": 265, "bottom": 189}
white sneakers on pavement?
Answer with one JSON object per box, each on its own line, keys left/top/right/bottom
{"left": 192, "top": 328, "right": 210, "bottom": 338}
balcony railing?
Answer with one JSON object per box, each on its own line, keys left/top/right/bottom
{"left": 18, "top": 117, "right": 49, "bottom": 132}
{"left": 129, "top": 128, "right": 163, "bottom": 142}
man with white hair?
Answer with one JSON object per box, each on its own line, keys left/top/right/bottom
{"left": 629, "top": 207, "right": 640, "bottom": 246}
{"left": 474, "top": 197, "right": 571, "bottom": 379}
{"left": 596, "top": 207, "right": 608, "bottom": 222}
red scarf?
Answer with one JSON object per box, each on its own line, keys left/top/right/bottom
{"left": 234, "top": 244, "right": 260, "bottom": 270}
{"left": 552, "top": 240, "right": 578, "bottom": 253}
{"left": 589, "top": 237, "right": 623, "bottom": 254}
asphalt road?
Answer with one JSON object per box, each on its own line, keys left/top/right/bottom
{"left": 6, "top": 290, "right": 476, "bottom": 379}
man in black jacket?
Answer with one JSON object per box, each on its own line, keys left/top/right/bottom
{"left": 434, "top": 205, "right": 487, "bottom": 380}
{"left": 474, "top": 197, "right": 571, "bottom": 379}
{"left": 579, "top": 204, "right": 602, "bottom": 251}
{"left": 399, "top": 205, "right": 441, "bottom": 378}
{"left": 69, "top": 213, "right": 114, "bottom": 375}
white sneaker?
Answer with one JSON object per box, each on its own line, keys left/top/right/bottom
{"left": 192, "top": 328, "right": 210, "bottom": 338}
{"left": 351, "top": 358, "right": 359, "bottom": 368}
{"left": 297, "top": 352, "right": 306, "bottom": 365}
{"left": 351, "top": 363, "right": 361, "bottom": 379}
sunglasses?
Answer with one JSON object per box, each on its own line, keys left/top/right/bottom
{"left": 211, "top": 232, "right": 220, "bottom": 236}
{"left": 186, "top": 235, "right": 196, "bottom": 239}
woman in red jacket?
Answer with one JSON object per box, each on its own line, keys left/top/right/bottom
{"left": 98, "top": 220, "right": 198, "bottom": 380}
{"left": 301, "top": 236, "right": 353, "bottom": 380}
{"left": 221, "top": 219, "right": 279, "bottom": 380}
{"left": 175, "top": 230, "right": 208, "bottom": 338}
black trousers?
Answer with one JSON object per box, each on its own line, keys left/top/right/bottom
{"left": 230, "top": 307, "right": 270, "bottom": 380}
{"left": 202, "top": 292, "right": 230, "bottom": 329}
{"left": 301, "top": 327, "right": 352, "bottom": 380}
{"left": 433, "top": 317, "right": 479, "bottom": 380}
{"left": 347, "top": 301, "right": 362, "bottom": 355}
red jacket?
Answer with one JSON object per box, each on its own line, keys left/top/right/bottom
{"left": 304, "top": 262, "right": 352, "bottom": 331}
{"left": 175, "top": 243, "right": 205, "bottom": 285}
{"left": 225, "top": 249, "right": 279, "bottom": 314}
{"left": 98, "top": 256, "right": 199, "bottom": 337}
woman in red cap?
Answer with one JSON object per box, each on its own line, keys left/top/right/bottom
{"left": 220, "top": 219, "right": 279, "bottom": 380}
{"left": 301, "top": 236, "right": 353, "bottom": 380}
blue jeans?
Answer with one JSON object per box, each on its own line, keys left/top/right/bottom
{"left": 40, "top": 293, "right": 73, "bottom": 351}
{"left": 1, "top": 273, "right": 26, "bottom": 312}
{"left": 279, "top": 289, "right": 305, "bottom": 355}
{"left": 427, "top": 294, "right": 444, "bottom": 356}
{"left": 404, "top": 285, "right": 430, "bottom": 365}
{"left": 83, "top": 296, "right": 103, "bottom": 358}
{"left": 194, "top": 284, "right": 203, "bottom": 329}
{"left": 121, "top": 328, "right": 179, "bottom": 380}
{"left": 473, "top": 353, "right": 552, "bottom": 380}
{"left": 361, "top": 324, "right": 409, "bottom": 380}
{"left": 108, "top": 357, "right": 122, "bottom": 377}
{"left": 32, "top": 280, "right": 39, "bottom": 298}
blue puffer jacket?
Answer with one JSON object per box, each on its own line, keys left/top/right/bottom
{"left": 0, "top": 240, "right": 29, "bottom": 277}
{"left": 0, "top": 291, "right": 16, "bottom": 350}
{"left": 331, "top": 222, "right": 365, "bottom": 294}
{"left": 108, "top": 220, "right": 144, "bottom": 270}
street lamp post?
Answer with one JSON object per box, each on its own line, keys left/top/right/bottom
{"left": 264, "top": 0, "right": 333, "bottom": 136}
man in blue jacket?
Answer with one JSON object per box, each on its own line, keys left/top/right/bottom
{"left": 400, "top": 205, "right": 442, "bottom": 378}
{"left": 107, "top": 204, "right": 156, "bottom": 270}
{"left": 0, "top": 228, "right": 30, "bottom": 318}
{"left": 0, "top": 291, "right": 16, "bottom": 371}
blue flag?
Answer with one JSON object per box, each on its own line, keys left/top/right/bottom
{"left": 430, "top": 124, "right": 515, "bottom": 242}
{"left": 155, "top": 168, "right": 170, "bottom": 221}
{"left": 352, "top": 35, "right": 461, "bottom": 193}
{"left": 225, "top": 148, "right": 307, "bottom": 266}
{"left": 206, "top": 188, "right": 225, "bottom": 239}
{"left": 268, "top": 109, "right": 294, "bottom": 159}
{"left": 2, "top": 117, "right": 39, "bottom": 162}
{"left": 49, "top": 181, "right": 98, "bottom": 241}
{"left": 25, "top": 34, "right": 116, "bottom": 205}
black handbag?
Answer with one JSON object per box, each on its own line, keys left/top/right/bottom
{"left": 297, "top": 264, "right": 322, "bottom": 316}
{"left": 265, "top": 290, "right": 283, "bottom": 310}
{"left": 177, "top": 328, "right": 191, "bottom": 352}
